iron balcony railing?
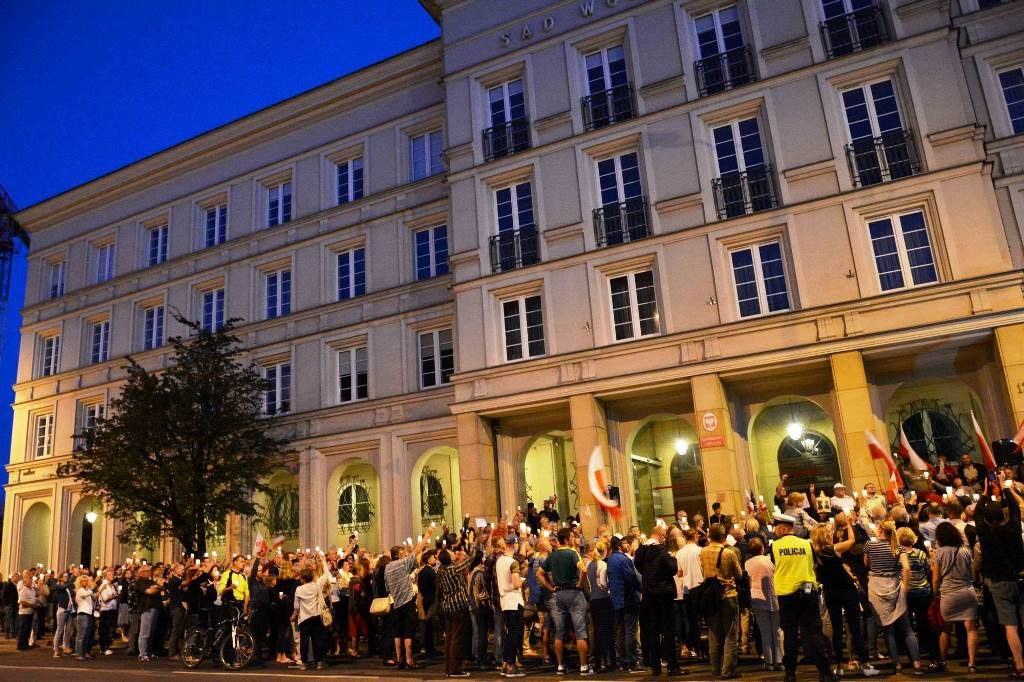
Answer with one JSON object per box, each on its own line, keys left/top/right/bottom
{"left": 482, "top": 118, "right": 531, "bottom": 162}
{"left": 846, "top": 129, "right": 920, "bottom": 187}
{"left": 593, "top": 196, "right": 651, "bottom": 247}
{"left": 695, "top": 45, "right": 755, "bottom": 97}
{"left": 489, "top": 226, "right": 539, "bottom": 273}
{"left": 581, "top": 83, "right": 636, "bottom": 131}
{"left": 821, "top": 4, "right": 889, "bottom": 59}
{"left": 712, "top": 165, "right": 777, "bottom": 220}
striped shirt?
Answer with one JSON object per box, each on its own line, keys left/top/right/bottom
{"left": 384, "top": 554, "right": 418, "bottom": 609}
{"left": 865, "top": 539, "right": 900, "bottom": 577}
{"left": 437, "top": 555, "right": 474, "bottom": 615}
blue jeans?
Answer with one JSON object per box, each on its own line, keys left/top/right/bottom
{"left": 885, "top": 611, "right": 921, "bottom": 665}
{"left": 75, "top": 613, "right": 94, "bottom": 656}
{"left": 614, "top": 605, "right": 639, "bottom": 668}
{"left": 138, "top": 608, "right": 159, "bottom": 658}
{"left": 4, "top": 605, "right": 16, "bottom": 637}
{"left": 550, "top": 589, "right": 588, "bottom": 641}
{"left": 752, "top": 607, "right": 783, "bottom": 666}
{"left": 492, "top": 606, "right": 504, "bottom": 666}
{"left": 53, "top": 608, "right": 69, "bottom": 653}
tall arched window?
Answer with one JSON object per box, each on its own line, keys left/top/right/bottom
{"left": 264, "top": 485, "right": 299, "bottom": 536}
{"left": 420, "top": 469, "right": 446, "bottom": 521}
{"left": 338, "top": 481, "right": 371, "bottom": 530}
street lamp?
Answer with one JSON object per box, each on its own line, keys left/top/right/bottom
{"left": 674, "top": 438, "right": 689, "bottom": 455}
{"left": 85, "top": 511, "right": 98, "bottom": 524}
{"left": 786, "top": 422, "right": 804, "bottom": 441}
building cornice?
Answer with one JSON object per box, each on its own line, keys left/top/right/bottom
{"left": 15, "top": 40, "right": 443, "bottom": 233}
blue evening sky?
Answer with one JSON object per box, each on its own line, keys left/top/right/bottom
{"left": 0, "top": 1, "right": 440, "bottom": 505}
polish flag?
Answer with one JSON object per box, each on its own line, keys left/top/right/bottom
{"left": 970, "top": 411, "right": 999, "bottom": 471}
{"left": 588, "top": 446, "right": 622, "bottom": 518}
{"left": 885, "top": 471, "right": 900, "bottom": 505}
{"left": 1012, "top": 418, "right": 1024, "bottom": 454}
{"left": 252, "top": 532, "right": 268, "bottom": 558}
{"left": 865, "top": 430, "right": 904, "bottom": 489}
{"left": 898, "top": 425, "right": 937, "bottom": 476}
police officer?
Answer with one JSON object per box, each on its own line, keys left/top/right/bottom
{"left": 770, "top": 513, "right": 835, "bottom": 682}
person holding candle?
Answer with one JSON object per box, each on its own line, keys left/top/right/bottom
{"left": 932, "top": 520, "right": 979, "bottom": 673}
{"left": 865, "top": 520, "right": 925, "bottom": 676}
{"left": 384, "top": 527, "right": 435, "bottom": 669}
{"left": 290, "top": 550, "right": 332, "bottom": 671}
{"left": 96, "top": 568, "right": 119, "bottom": 656}
{"left": 73, "top": 574, "right": 96, "bottom": 660}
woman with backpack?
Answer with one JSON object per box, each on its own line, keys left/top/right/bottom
{"left": 932, "top": 520, "right": 979, "bottom": 673}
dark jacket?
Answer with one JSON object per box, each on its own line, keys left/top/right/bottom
{"left": 634, "top": 543, "right": 676, "bottom": 597}
{"left": 606, "top": 550, "right": 640, "bottom": 610}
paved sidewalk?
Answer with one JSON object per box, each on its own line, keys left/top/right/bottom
{"left": 0, "top": 635, "right": 1013, "bottom": 681}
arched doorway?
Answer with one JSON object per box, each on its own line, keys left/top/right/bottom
{"left": 522, "top": 433, "right": 576, "bottom": 521}
{"left": 328, "top": 460, "right": 380, "bottom": 551}
{"left": 885, "top": 380, "right": 981, "bottom": 466}
{"left": 628, "top": 415, "right": 707, "bottom": 529}
{"left": 20, "top": 501, "right": 52, "bottom": 570}
{"left": 750, "top": 397, "right": 841, "bottom": 495}
{"left": 411, "top": 447, "right": 461, "bottom": 531}
{"left": 68, "top": 496, "right": 104, "bottom": 569}
{"left": 254, "top": 469, "right": 300, "bottom": 549}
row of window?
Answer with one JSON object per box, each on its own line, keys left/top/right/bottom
{"left": 33, "top": 205, "right": 939, "bottom": 380}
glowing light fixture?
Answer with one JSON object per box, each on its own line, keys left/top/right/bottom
{"left": 85, "top": 511, "right": 98, "bottom": 524}
{"left": 786, "top": 422, "right": 804, "bottom": 441}
{"left": 674, "top": 438, "right": 689, "bottom": 455}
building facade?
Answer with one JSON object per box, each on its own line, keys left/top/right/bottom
{"left": 4, "top": 0, "right": 1024, "bottom": 573}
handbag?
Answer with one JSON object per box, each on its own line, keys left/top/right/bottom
{"left": 369, "top": 595, "right": 393, "bottom": 616}
{"left": 317, "top": 589, "right": 333, "bottom": 628}
{"left": 927, "top": 596, "right": 945, "bottom": 630}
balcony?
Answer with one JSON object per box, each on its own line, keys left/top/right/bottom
{"left": 482, "top": 118, "right": 531, "bottom": 162}
{"left": 821, "top": 5, "right": 888, "bottom": 58}
{"left": 845, "top": 129, "right": 920, "bottom": 187}
{"left": 581, "top": 83, "right": 636, "bottom": 132}
{"left": 695, "top": 45, "right": 755, "bottom": 97}
{"left": 489, "top": 227, "right": 539, "bottom": 273}
{"left": 593, "top": 196, "right": 651, "bottom": 247}
{"left": 712, "top": 165, "right": 777, "bottom": 220}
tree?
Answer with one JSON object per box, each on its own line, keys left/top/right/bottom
{"left": 59, "top": 314, "right": 292, "bottom": 555}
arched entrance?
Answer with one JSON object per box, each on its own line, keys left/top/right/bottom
{"left": 254, "top": 469, "right": 300, "bottom": 549}
{"left": 885, "top": 379, "right": 982, "bottom": 465}
{"left": 628, "top": 415, "right": 707, "bottom": 529}
{"left": 328, "top": 460, "right": 380, "bottom": 551}
{"left": 68, "top": 496, "right": 104, "bottom": 569}
{"left": 411, "top": 447, "right": 461, "bottom": 531}
{"left": 522, "top": 433, "right": 576, "bottom": 521}
{"left": 750, "top": 396, "right": 841, "bottom": 495}
{"left": 20, "top": 501, "right": 52, "bottom": 569}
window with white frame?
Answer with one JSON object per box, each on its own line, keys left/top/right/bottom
{"left": 90, "top": 319, "right": 110, "bottom": 364}
{"left": 729, "top": 241, "right": 791, "bottom": 318}
{"left": 693, "top": 5, "right": 752, "bottom": 95}
{"left": 414, "top": 225, "right": 449, "bottom": 280}
{"left": 47, "top": 259, "right": 66, "bottom": 299}
{"left": 143, "top": 304, "right": 165, "bottom": 350}
{"left": 266, "top": 181, "right": 292, "bottom": 227}
{"left": 492, "top": 181, "right": 539, "bottom": 272}
{"left": 608, "top": 270, "right": 659, "bottom": 341}
{"left": 867, "top": 210, "right": 938, "bottom": 292}
{"left": 147, "top": 224, "right": 168, "bottom": 266}
{"left": 336, "top": 157, "right": 364, "bottom": 205}
{"left": 201, "top": 288, "right": 225, "bottom": 332}
{"left": 263, "top": 362, "right": 291, "bottom": 415}
{"left": 337, "top": 346, "right": 369, "bottom": 403}
{"left": 595, "top": 151, "right": 646, "bottom": 245}
{"left": 998, "top": 66, "right": 1024, "bottom": 135}
{"left": 81, "top": 402, "right": 106, "bottom": 431}
{"left": 94, "top": 242, "right": 115, "bottom": 284}
{"left": 489, "top": 79, "right": 526, "bottom": 127}
{"left": 418, "top": 328, "right": 454, "bottom": 388}
{"left": 410, "top": 130, "right": 444, "bottom": 181}
{"left": 265, "top": 268, "right": 291, "bottom": 319}
{"left": 711, "top": 116, "right": 774, "bottom": 218}
{"left": 582, "top": 45, "right": 634, "bottom": 130}
{"left": 496, "top": 182, "right": 535, "bottom": 233}
{"left": 39, "top": 334, "right": 60, "bottom": 377}
{"left": 336, "top": 247, "right": 366, "bottom": 300}
{"left": 205, "top": 203, "right": 228, "bottom": 247}
{"left": 841, "top": 79, "right": 916, "bottom": 186}
{"left": 501, "top": 294, "right": 545, "bottom": 361}
{"left": 32, "top": 412, "right": 55, "bottom": 459}
{"left": 585, "top": 45, "right": 629, "bottom": 96}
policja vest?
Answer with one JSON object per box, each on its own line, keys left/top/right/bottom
{"left": 770, "top": 533, "right": 818, "bottom": 596}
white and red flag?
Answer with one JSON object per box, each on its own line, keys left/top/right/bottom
{"left": 865, "top": 430, "right": 904, "bottom": 489}
{"left": 970, "top": 410, "right": 999, "bottom": 471}
{"left": 588, "top": 446, "right": 622, "bottom": 518}
{"left": 885, "top": 471, "right": 900, "bottom": 505}
{"left": 898, "top": 425, "right": 937, "bottom": 476}
{"left": 252, "top": 532, "right": 268, "bottom": 557}
{"left": 1012, "top": 418, "right": 1024, "bottom": 454}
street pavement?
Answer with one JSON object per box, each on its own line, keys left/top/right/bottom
{"left": 0, "top": 636, "right": 1014, "bottom": 681}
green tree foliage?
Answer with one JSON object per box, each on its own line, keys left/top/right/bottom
{"left": 59, "top": 315, "right": 292, "bottom": 555}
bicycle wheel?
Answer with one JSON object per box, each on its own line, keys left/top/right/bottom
{"left": 180, "top": 627, "right": 208, "bottom": 668}
{"left": 219, "top": 626, "right": 255, "bottom": 670}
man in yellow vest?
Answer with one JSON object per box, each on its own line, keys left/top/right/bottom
{"left": 770, "top": 513, "right": 835, "bottom": 682}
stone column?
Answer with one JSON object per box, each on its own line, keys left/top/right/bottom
{"left": 457, "top": 413, "right": 499, "bottom": 522}
{"left": 830, "top": 350, "right": 886, "bottom": 490}
{"left": 569, "top": 394, "right": 611, "bottom": 537}
{"left": 308, "top": 449, "right": 327, "bottom": 548}
{"left": 690, "top": 374, "right": 744, "bottom": 516}
{"left": 996, "top": 324, "right": 1024, "bottom": 430}
{"left": 298, "top": 447, "right": 311, "bottom": 548}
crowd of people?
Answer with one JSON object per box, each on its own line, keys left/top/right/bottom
{"left": 3, "top": 455, "right": 1024, "bottom": 681}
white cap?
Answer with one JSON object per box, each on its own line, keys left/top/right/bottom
{"left": 833, "top": 482, "right": 846, "bottom": 490}
{"left": 773, "top": 513, "right": 796, "bottom": 525}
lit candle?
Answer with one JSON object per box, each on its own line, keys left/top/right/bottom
{"left": 417, "top": 535, "right": 423, "bottom": 543}
{"left": 406, "top": 537, "right": 413, "bottom": 546}
{"left": 740, "top": 510, "right": 746, "bottom": 517}
{"left": 733, "top": 523, "right": 739, "bottom": 530}
{"left": 767, "top": 525, "right": 774, "bottom": 533}
{"left": 246, "top": 554, "right": 252, "bottom": 561}
{"left": 203, "top": 553, "right": 209, "bottom": 559}
{"left": 924, "top": 540, "right": 932, "bottom": 549}
{"left": 945, "top": 487, "right": 953, "bottom": 496}
{"left": 541, "top": 530, "right": 550, "bottom": 538}
{"left": 195, "top": 559, "right": 200, "bottom": 566}
{"left": 304, "top": 548, "right": 309, "bottom": 554}
{"left": 992, "top": 495, "right": 998, "bottom": 502}
{"left": 315, "top": 546, "right": 321, "bottom": 553}
{"left": 972, "top": 494, "right": 980, "bottom": 502}
{"left": 519, "top": 523, "right": 528, "bottom": 532}
{"left": 923, "top": 471, "right": 930, "bottom": 479}
{"left": 430, "top": 521, "right": 436, "bottom": 528}
{"left": 853, "top": 491, "right": 858, "bottom": 499}
{"left": 758, "top": 495, "right": 764, "bottom": 502}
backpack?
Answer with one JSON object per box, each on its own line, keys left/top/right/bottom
{"left": 694, "top": 548, "right": 726, "bottom": 617}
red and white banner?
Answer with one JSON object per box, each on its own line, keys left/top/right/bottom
{"left": 885, "top": 471, "right": 900, "bottom": 505}
{"left": 970, "top": 410, "right": 999, "bottom": 471}
{"left": 898, "top": 425, "right": 937, "bottom": 476}
{"left": 1012, "top": 418, "right": 1024, "bottom": 454}
{"left": 588, "top": 446, "right": 622, "bottom": 518}
{"left": 865, "top": 430, "right": 904, "bottom": 489}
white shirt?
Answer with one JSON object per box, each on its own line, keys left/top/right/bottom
{"left": 17, "top": 584, "right": 36, "bottom": 615}
{"left": 75, "top": 587, "right": 94, "bottom": 614}
{"left": 496, "top": 554, "right": 524, "bottom": 611}
{"left": 830, "top": 495, "right": 856, "bottom": 513}
{"left": 677, "top": 543, "right": 704, "bottom": 594}
{"left": 97, "top": 580, "right": 118, "bottom": 611}
{"left": 293, "top": 572, "right": 330, "bottom": 624}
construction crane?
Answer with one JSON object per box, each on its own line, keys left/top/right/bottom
{"left": 0, "top": 185, "right": 30, "bottom": 367}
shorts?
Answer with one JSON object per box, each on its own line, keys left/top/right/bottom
{"left": 549, "top": 589, "right": 588, "bottom": 641}
{"left": 391, "top": 600, "right": 418, "bottom": 639}
{"left": 989, "top": 580, "right": 1024, "bottom": 626}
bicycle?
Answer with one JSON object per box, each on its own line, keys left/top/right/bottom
{"left": 180, "top": 602, "right": 256, "bottom": 670}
